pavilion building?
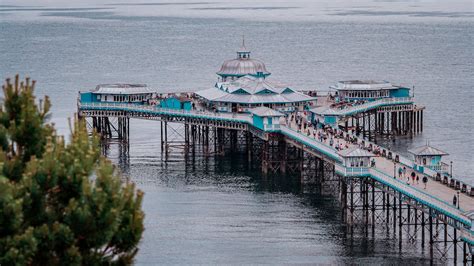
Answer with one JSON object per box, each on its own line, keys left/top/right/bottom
{"left": 339, "top": 147, "right": 375, "bottom": 168}
{"left": 409, "top": 144, "right": 450, "bottom": 174}
{"left": 216, "top": 39, "right": 270, "bottom": 82}
{"left": 332, "top": 80, "right": 410, "bottom": 103}
{"left": 195, "top": 42, "right": 316, "bottom": 113}
{"left": 79, "top": 84, "right": 155, "bottom": 104}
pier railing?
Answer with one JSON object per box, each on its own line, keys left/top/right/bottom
{"left": 334, "top": 163, "right": 472, "bottom": 228}
{"left": 280, "top": 126, "right": 343, "bottom": 162}
{"left": 334, "top": 97, "right": 414, "bottom": 116}
{"left": 329, "top": 123, "right": 473, "bottom": 195}
{"left": 79, "top": 102, "right": 252, "bottom": 123}
{"left": 80, "top": 102, "right": 340, "bottom": 162}
{"left": 334, "top": 165, "right": 370, "bottom": 177}
{"left": 368, "top": 167, "right": 471, "bottom": 226}
{"left": 263, "top": 124, "right": 281, "bottom": 131}
{"left": 428, "top": 162, "right": 450, "bottom": 173}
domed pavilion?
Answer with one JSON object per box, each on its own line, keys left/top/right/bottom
{"left": 216, "top": 39, "right": 270, "bottom": 82}
{"left": 195, "top": 41, "right": 316, "bottom": 113}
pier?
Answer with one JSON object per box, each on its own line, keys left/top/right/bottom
{"left": 78, "top": 99, "right": 473, "bottom": 264}
{"left": 77, "top": 45, "right": 473, "bottom": 264}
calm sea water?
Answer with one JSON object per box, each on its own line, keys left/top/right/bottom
{"left": 1, "top": 1, "right": 472, "bottom": 264}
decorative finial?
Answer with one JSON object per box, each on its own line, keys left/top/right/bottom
{"left": 236, "top": 36, "right": 250, "bottom": 59}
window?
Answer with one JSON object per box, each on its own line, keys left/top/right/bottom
{"left": 257, "top": 89, "right": 275, "bottom": 95}
{"left": 233, "top": 88, "right": 249, "bottom": 94}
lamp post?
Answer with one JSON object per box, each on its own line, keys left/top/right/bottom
{"left": 450, "top": 161, "right": 453, "bottom": 177}
{"left": 393, "top": 162, "right": 396, "bottom": 179}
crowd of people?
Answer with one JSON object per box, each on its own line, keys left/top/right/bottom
{"left": 397, "top": 166, "right": 429, "bottom": 189}
{"left": 284, "top": 111, "right": 439, "bottom": 191}
{"left": 285, "top": 112, "right": 378, "bottom": 155}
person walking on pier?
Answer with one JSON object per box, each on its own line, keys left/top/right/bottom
{"left": 452, "top": 194, "right": 457, "bottom": 207}
{"left": 411, "top": 172, "right": 416, "bottom": 184}
{"left": 422, "top": 176, "right": 428, "bottom": 189}
{"left": 416, "top": 175, "right": 419, "bottom": 184}
{"left": 398, "top": 167, "right": 403, "bottom": 179}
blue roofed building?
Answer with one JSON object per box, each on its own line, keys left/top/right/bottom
{"left": 195, "top": 42, "right": 316, "bottom": 113}
{"left": 331, "top": 80, "right": 411, "bottom": 103}
{"left": 409, "top": 144, "right": 450, "bottom": 174}
{"left": 79, "top": 83, "right": 155, "bottom": 104}
{"left": 249, "top": 106, "right": 284, "bottom": 131}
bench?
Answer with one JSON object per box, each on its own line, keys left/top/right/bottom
{"left": 455, "top": 181, "right": 461, "bottom": 190}
{"left": 443, "top": 176, "right": 448, "bottom": 184}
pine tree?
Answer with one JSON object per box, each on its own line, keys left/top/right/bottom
{"left": 0, "top": 75, "right": 144, "bottom": 265}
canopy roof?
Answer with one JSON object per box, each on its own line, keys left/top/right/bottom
{"left": 217, "top": 75, "right": 292, "bottom": 95}
{"left": 408, "top": 145, "right": 449, "bottom": 156}
{"left": 196, "top": 76, "right": 315, "bottom": 104}
{"left": 217, "top": 41, "right": 270, "bottom": 77}
{"left": 339, "top": 147, "right": 374, "bottom": 158}
{"left": 309, "top": 106, "right": 340, "bottom": 116}
{"left": 195, "top": 87, "right": 314, "bottom": 104}
{"left": 217, "top": 59, "right": 270, "bottom": 77}
{"left": 331, "top": 80, "right": 403, "bottom": 91}
{"left": 250, "top": 106, "right": 284, "bottom": 117}
{"left": 92, "top": 84, "right": 155, "bottom": 95}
